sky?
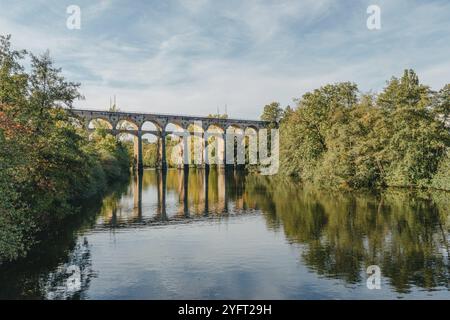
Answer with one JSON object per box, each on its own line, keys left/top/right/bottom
{"left": 0, "top": 0, "right": 449, "bottom": 119}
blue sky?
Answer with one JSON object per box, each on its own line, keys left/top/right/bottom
{"left": 0, "top": 0, "right": 449, "bottom": 119}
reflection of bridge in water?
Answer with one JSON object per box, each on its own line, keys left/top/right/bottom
{"left": 97, "top": 169, "right": 257, "bottom": 229}
{"left": 71, "top": 109, "right": 273, "bottom": 170}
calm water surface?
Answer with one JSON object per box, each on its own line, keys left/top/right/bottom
{"left": 1, "top": 169, "right": 449, "bottom": 299}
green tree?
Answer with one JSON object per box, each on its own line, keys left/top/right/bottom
{"left": 432, "top": 83, "right": 450, "bottom": 125}
{"left": 279, "top": 82, "right": 359, "bottom": 185}
{"left": 0, "top": 35, "right": 131, "bottom": 263}
{"left": 377, "top": 69, "right": 448, "bottom": 187}
{"left": 261, "top": 101, "right": 283, "bottom": 124}
{"left": 278, "top": 71, "right": 450, "bottom": 190}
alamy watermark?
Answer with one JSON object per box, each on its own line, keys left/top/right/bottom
{"left": 167, "top": 121, "right": 279, "bottom": 175}
{"left": 366, "top": 265, "right": 381, "bottom": 289}
{"left": 66, "top": 5, "right": 81, "bottom": 30}
{"left": 66, "top": 265, "right": 82, "bottom": 291}
{"left": 67, "top": 5, "right": 381, "bottom": 31}
{"left": 367, "top": 5, "right": 381, "bottom": 30}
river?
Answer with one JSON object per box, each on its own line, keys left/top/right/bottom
{"left": 0, "top": 169, "right": 449, "bottom": 299}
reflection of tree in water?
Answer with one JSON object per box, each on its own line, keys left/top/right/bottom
{"left": 0, "top": 226, "right": 96, "bottom": 299}
{"left": 97, "top": 184, "right": 132, "bottom": 225}
{"left": 244, "top": 175, "right": 450, "bottom": 293}
{"left": 0, "top": 181, "right": 129, "bottom": 299}
{"left": 2, "top": 170, "right": 447, "bottom": 298}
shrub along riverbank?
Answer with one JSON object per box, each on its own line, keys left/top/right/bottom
{"left": 0, "top": 35, "right": 130, "bottom": 263}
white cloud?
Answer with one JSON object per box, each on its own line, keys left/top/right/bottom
{"left": 1, "top": 0, "right": 449, "bottom": 119}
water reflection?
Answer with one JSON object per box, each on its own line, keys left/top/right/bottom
{"left": 97, "top": 169, "right": 251, "bottom": 227}
{"left": 0, "top": 169, "right": 448, "bottom": 299}
{"left": 246, "top": 176, "right": 450, "bottom": 294}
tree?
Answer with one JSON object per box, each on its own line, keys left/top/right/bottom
{"left": 278, "top": 71, "right": 450, "bottom": 190}
{"left": 432, "top": 84, "right": 450, "bottom": 126}
{"left": 260, "top": 102, "right": 283, "bottom": 123}
{"left": 282, "top": 105, "right": 293, "bottom": 121}
{"left": 376, "top": 69, "right": 448, "bottom": 187}
{"left": 279, "top": 82, "right": 359, "bottom": 185}
{"left": 0, "top": 35, "right": 28, "bottom": 107}
{"left": 0, "top": 35, "right": 131, "bottom": 263}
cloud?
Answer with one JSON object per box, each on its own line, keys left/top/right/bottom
{"left": 0, "top": 0, "right": 448, "bottom": 118}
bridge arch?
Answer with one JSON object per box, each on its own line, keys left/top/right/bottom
{"left": 205, "top": 124, "right": 225, "bottom": 165}
{"left": 245, "top": 124, "right": 259, "bottom": 132}
{"left": 162, "top": 122, "right": 185, "bottom": 168}
{"left": 206, "top": 124, "right": 225, "bottom": 133}
{"left": 165, "top": 131, "right": 184, "bottom": 168}
{"left": 185, "top": 123, "right": 204, "bottom": 165}
{"left": 88, "top": 118, "right": 113, "bottom": 130}
{"left": 116, "top": 132, "right": 140, "bottom": 168}
{"left": 142, "top": 132, "right": 158, "bottom": 143}
{"left": 226, "top": 123, "right": 243, "bottom": 131}
{"left": 225, "top": 125, "right": 245, "bottom": 166}
{"left": 141, "top": 120, "right": 161, "bottom": 132}
{"left": 165, "top": 121, "right": 184, "bottom": 132}
{"left": 206, "top": 122, "right": 225, "bottom": 132}
{"left": 141, "top": 133, "right": 160, "bottom": 168}
{"left": 116, "top": 131, "right": 138, "bottom": 139}
{"left": 116, "top": 119, "right": 138, "bottom": 130}
{"left": 69, "top": 117, "right": 83, "bottom": 129}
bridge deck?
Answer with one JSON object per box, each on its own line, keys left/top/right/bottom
{"left": 71, "top": 108, "right": 269, "bottom": 125}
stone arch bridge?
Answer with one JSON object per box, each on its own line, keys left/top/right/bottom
{"left": 71, "top": 109, "right": 272, "bottom": 170}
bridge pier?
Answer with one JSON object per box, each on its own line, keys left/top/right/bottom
{"left": 224, "top": 132, "right": 234, "bottom": 170}
{"left": 133, "top": 173, "right": 143, "bottom": 218}
{"left": 160, "top": 131, "right": 167, "bottom": 171}
{"left": 222, "top": 133, "right": 228, "bottom": 169}
{"left": 135, "top": 132, "right": 143, "bottom": 172}
{"left": 236, "top": 130, "right": 245, "bottom": 170}
{"left": 157, "top": 169, "right": 167, "bottom": 220}
{"left": 204, "top": 167, "right": 209, "bottom": 215}
{"left": 183, "top": 166, "right": 189, "bottom": 217}
{"left": 182, "top": 133, "right": 189, "bottom": 171}
{"left": 204, "top": 133, "right": 210, "bottom": 170}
